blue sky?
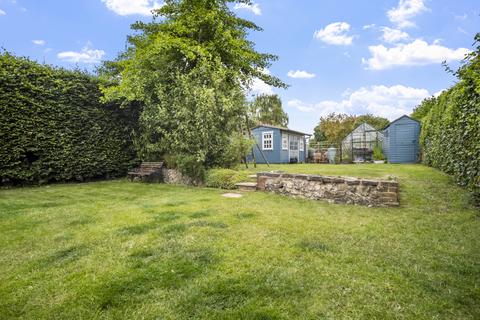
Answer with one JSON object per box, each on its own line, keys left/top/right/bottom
{"left": 0, "top": 0, "right": 478, "bottom": 133}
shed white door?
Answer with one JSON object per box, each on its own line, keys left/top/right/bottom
{"left": 289, "top": 136, "right": 299, "bottom": 163}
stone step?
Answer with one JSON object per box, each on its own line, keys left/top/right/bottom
{"left": 235, "top": 182, "right": 257, "bottom": 191}
{"left": 248, "top": 174, "right": 257, "bottom": 179}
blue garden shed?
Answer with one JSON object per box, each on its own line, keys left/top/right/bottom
{"left": 250, "top": 125, "right": 310, "bottom": 164}
{"left": 382, "top": 115, "right": 421, "bottom": 163}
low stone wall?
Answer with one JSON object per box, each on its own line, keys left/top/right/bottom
{"left": 161, "top": 168, "right": 201, "bottom": 186}
{"left": 256, "top": 172, "right": 399, "bottom": 207}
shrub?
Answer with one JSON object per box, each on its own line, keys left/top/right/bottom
{"left": 373, "top": 144, "right": 385, "bottom": 161}
{"left": 220, "top": 133, "right": 255, "bottom": 169}
{"left": 414, "top": 34, "right": 480, "bottom": 202}
{"left": 0, "top": 52, "right": 138, "bottom": 185}
{"left": 205, "top": 169, "right": 249, "bottom": 190}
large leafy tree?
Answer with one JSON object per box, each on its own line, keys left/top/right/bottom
{"left": 100, "top": 0, "right": 286, "bottom": 177}
{"left": 250, "top": 94, "right": 289, "bottom": 127}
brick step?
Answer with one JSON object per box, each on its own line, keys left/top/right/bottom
{"left": 235, "top": 182, "right": 257, "bottom": 191}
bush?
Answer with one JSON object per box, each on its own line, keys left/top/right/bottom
{"left": 373, "top": 144, "right": 385, "bottom": 161}
{"left": 0, "top": 52, "right": 139, "bottom": 185}
{"left": 413, "top": 34, "right": 480, "bottom": 202}
{"left": 205, "top": 169, "right": 249, "bottom": 190}
{"left": 220, "top": 133, "right": 255, "bottom": 169}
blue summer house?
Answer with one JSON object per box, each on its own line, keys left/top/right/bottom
{"left": 250, "top": 125, "right": 310, "bottom": 164}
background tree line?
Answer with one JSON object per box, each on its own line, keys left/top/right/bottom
{"left": 311, "top": 113, "right": 390, "bottom": 144}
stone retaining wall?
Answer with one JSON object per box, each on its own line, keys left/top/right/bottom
{"left": 161, "top": 168, "right": 201, "bottom": 186}
{"left": 256, "top": 172, "right": 399, "bottom": 207}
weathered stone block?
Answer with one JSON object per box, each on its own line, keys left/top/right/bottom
{"left": 307, "top": 175, "right": 323, "bottom": 182}
{"left": 345, "top": 179, "right": 360, "bottom": 185}
{"left": 294, "top": 174, "right": 309, "bottom": 180}
{"left": 256, "top": 176, "right": 267, "bottom": 190}
{"left": 361, "top": 180, "right": 379, "bottom": 186}
{"left": 388, "top": 187, "right": 398, "bottom": 193}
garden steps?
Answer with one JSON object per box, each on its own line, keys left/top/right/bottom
{"left": 235, "top": 182, "right": 258, "bottom": 191}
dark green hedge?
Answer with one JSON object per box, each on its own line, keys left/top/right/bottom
{"left": 0, "top": 52, "right": 139, "bottom": 184}
{"left": 413, "top": 35, "right": 480, "bottom": 201}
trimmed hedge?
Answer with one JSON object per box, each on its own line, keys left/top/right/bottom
{"left": 205, "top": 169, "right": 249, "bottom": 190}
{"left": 413, "top": 36, "right": 480, "bottom": 201}
{"left": 0, "top": 52, "right": 139, "bottom": 184}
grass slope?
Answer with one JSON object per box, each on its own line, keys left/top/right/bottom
{"left": 0, "top": 164, "right": 479, "bottom": 319}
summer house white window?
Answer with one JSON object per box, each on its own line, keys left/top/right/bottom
{"left": 262, "top": 131, "right": 273, "bottom": 150}
{"left": 299, "top": 139, "right": 304, "bottom": 151}
{"left": 282, "top": 134, "right": 288, "bottom": 150}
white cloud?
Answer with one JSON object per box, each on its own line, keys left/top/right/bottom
{"left": 248, "top": 69, "right": 273, "bottom": 95}
{"left": 457, "top": 27, "right": 468, "bottom": 35}
{"left": 381, "top": 27, "right": 409, "bottom": 43}
{"left": 314, "top": 22, "right": 354, "bottom": 46}
{"left": 287, "top": 70, "right": 316, "bottom": 79}
{"left": 250, "top": 78, "right": 273, "bottom": 95}
{"left": 0, "top": 9, "right": 6, "bottom": 15}
{"left": 32, "top": 40, "right": 46, "bottom": 46}
{"left": 363, "top": 24, "right": 376, "bottom": 30}
{"left": 287, "top": 99, "right": 315, "bottom": 112}
{"left": 287, "top": 85, "right": 430, "bottom": 120}
{"left": 234, "top": 2, "right": 261, "bottom": 15}
{"left": 101, "top": 0, "right": 162, "bottom": 16}
{"left": 387, "top": 0, "right": 428, "bottom": 28}
{"left": 57, "top": 44, "right": 105, "bottom": 64}
{"left": 454, "top": 13, "right": 467, "bottom": 21}
{"left": 364, "top": 39, "right": 470, "bottom": 70}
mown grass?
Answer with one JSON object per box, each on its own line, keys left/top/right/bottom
{"left": 0, "top": 164, "right": 479, "bottom": 319}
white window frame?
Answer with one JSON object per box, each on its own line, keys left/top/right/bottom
{"left": 262, "top": 131, "right": 273, "bottom": 150}
{"left": 282, "top": 134, "right": 288, "bottom": 150}
{"left": 299, "top": 138, "right": 304, "bottom": 151}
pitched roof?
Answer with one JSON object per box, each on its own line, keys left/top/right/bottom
{"left": 383, "top": 115, "right": 420, "bottom": 130}
{"left": 252, "top": 124, "right": 311, "bottom": 136}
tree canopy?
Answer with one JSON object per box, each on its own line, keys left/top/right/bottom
{"left": 249, "top": 94, "right": 289, "bottom": 127}
{"left": 100, "top": 0, "right": 286, "bottom": 178}
{"left": 312, "top": 113, "right": 389, "bottom": 144}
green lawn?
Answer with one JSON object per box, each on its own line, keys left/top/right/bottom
{"left": 0, "top": 164, "right": 479, "bottom": 319}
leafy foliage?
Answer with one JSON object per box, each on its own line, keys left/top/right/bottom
{"left": 373, "top": 144, "right": 385, "bottom": 161}
{"left": 0, "top": 52, "right": 138, "bottom": 184}
{"left": 100, "top": 0, "right": 286, "bottom": 179}
{"left": 415, "top": 33, "right": 480, "bottom": 201}
{"left": 220, "top": 133, "right": 255, "bottom": 168}
{"left": 205, "top": 168, "right": 249, "bottom": 189}
{"left": 249, "top": 94, "right": 288, "bottom": 127}
{"left": 312, "top": 113, "right": 389, "bottom": 143}
{"left": 411, "top": 96, "right": 437, "bottom": 120}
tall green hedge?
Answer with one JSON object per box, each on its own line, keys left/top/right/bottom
{"left": 0, "top": 52, "right": 139, "bottom": 184}
{"left": 413, "top": 35, "right": 480, "bottom": 201}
